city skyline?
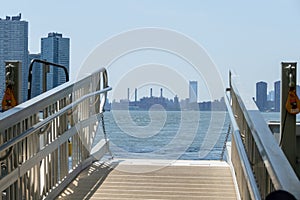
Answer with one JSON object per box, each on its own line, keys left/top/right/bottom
{"left": 2, "top": 1, "right": 300, "bottom": 101}
{"left": 255, "top": 79, "right": 300, "bottom": 112}
{"left": 1, "top": 12, "right": 299, "bottom": 112}
{"left": 0, "top": 14, "right": 70, "bottom": 110}
{"left": 112, "top": 80, "right": 202, "bottom": 103}
{"left": 108, "top": 83, "right": 226, "bottom": 111}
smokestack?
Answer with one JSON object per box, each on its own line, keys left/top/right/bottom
{"left": 150, "top": 88, "right": 153, "bottom": 98}
{"left": 135, "top": 88, "right": 137, "bottom": 102}
{"left": 160, "top": 88, "right": 163, "bottom": 98}
{"left": 127, "top": 88, "right": 130, "bottom": 101}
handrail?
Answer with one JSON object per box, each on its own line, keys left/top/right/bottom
{"left": 0, "top": 86, "right": 111, "bottom": 153}
{"left": 27, "top": 59, "right": 70, "bottom": 100}
{"left": 1, "top": 67, "right": 106, "bottom": 125}
{"left": 224, "top": 91, "right": 261, "bottom": 200}
{"left": 227, "top": 71, "right": 300, "bottom": 199}
{"left": 0, "top": 67, "right": 111, "bottom": 200}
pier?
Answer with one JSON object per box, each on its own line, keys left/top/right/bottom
{"left": 0, "top": 67, "right": 299, "bottom": 200}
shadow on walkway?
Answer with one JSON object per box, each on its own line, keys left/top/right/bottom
{"left": 57, "top": 161, "right": 117, "bottom": 200}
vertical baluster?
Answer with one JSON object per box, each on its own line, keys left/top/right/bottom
{"left": 34, "top": 115, "right": 40, "bottom": 199}
{"left": 45, "top": 106, "right": 50, "bottom": 194}
{"left": 12, "top": 125, "right": 18, "bottom": 200}
{"left": 52, "top": 102, "right": 56, "bottom": 189}
{"left": 6, "top": 127, "right": 12, "bottom": 200}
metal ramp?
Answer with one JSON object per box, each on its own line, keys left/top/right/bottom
{"left": 58, "top": 159, "right": 238, "bottom": 200}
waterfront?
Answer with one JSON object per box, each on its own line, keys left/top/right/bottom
{"left": 94, "top": 111, "right": 288, "bottom": 161}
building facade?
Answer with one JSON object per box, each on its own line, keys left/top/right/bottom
{"left": 0, "top": 14, "right": 28, "bottom": 107}
{"left": 41, "top": 32, "right": 70, "bottom": 90}
{"left": 256, "top": 81, "right": 267, "bottom": 111}
{"left": 189, "top": 81, "right": 198, "bottom": 103}
{"left": 28, "top": 53, "right": 42, "bottom": 98}
{"left": 274, "top": 81, "right": 280, "bottom": 112}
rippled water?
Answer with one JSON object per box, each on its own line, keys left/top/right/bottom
{"left": 94, "top": 110, "right": 230, "bottom": 160}
{"left": 93, "top": 111, "right": 282, "bottom": 161}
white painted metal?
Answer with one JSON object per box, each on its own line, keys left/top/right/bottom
{"left": 0, "top": 68, "right": 111, "bottom": 200}
{"left": 226, "top": 71, "right": 300, "bottom": 199}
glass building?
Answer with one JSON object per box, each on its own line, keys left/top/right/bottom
{"left": 28, "top": 53, "right": 42, "bottom": 98}
{"left": 0, "top": 13, "right": 28, "bottom": 107}
{"left": 41, "top": 32, "right": 70, "bottom": 90}
{"left": 189, "top": 81, "right": 198, "bottom": 103}
{"left": 274, "top": 81, "right": 280, "bottom": 112}
{"left": 256, "top": 81, "right": 267, "bottom": 111}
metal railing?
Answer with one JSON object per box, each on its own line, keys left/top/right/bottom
{"left": 225, "top": 72, "right": 300, "bottom": 199}
{"left": 27, "top": 59, "right": 70, "bottom": 100}
{"left": 0, "top": 68, "right": 112, "bottom": 200}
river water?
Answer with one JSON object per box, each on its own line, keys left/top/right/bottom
{"left": 94, "top": 111, "right": 281, "bottom": 161}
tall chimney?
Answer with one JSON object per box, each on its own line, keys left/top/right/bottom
{"left": 160, "top": 88, "right": 163, "bottom": 98}
{"left": 127, "top": 88, "right": 130, "bottom": 101}
{"left": 135, "top": 88, "right": 137, "bottom": 102}
{"left": 150, "top": 88, "right": 153, "bottom": 98}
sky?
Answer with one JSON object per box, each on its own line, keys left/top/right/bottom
{"left": 1, "top": 0, "right": 300, "bottom": 101}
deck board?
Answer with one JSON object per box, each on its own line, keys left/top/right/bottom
{"left": 57, "top": 159, "right": 238, "bottom": 200}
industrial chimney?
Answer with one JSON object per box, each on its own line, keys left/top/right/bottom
{"left": 127, "top": 88, "right": 130, "bottom": 101}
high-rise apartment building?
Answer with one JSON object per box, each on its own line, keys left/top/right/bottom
{"left": 41, "top": 32, "right": 70, "bottom": 90}
{"left": 189, "top": 81, "right": 198, "bottom": 103}
{"left": 256, "top": 81, "right": 267, "bottom": 111}
{"left": 28, "top": 53, "right": 42, "bottom": 98}
{"left": 0, "top": 14, "right": 28, "bottom": 107}
{"left": 274, "top": 81, "right": 280, "bottom": 112}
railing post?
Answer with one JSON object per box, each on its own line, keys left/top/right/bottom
{"left": 280, "top": 62, "right": 299, "bottom": 178}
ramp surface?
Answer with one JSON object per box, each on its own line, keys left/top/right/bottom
{"left": 58, "top": 159, "right": 238, "bottom": 200}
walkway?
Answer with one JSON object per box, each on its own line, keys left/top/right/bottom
{"left": 58, "top": 159, "right": 238, "bottom": 200}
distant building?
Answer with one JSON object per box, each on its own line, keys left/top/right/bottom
{"left": 41, "top": 32, "right": 70, "bottom": 90}
{"left": 0, "top": 13, "right": 29, "bottom": 106}
{"left": 189, "top": 81, "right": 198, "bottom": 103}
{"left": 112, "top": 87, "right": 180, "bottom": 111}
{"left": 256, "top": 81, "right": 267, "bottom": 111}
{"left": 267, "top": 90, "right": 274, "bottom": 101}
{"left": 28, "top": 53, "right": 42, "bottom": 98}
{"left": 199, "top": 101, "right": 211, "bottom": 111}
{"left": 297, "top": 85, "right": 300, "bottom": 98}
{"left": 274, "top": 81, "right": 280, "bottom": 112}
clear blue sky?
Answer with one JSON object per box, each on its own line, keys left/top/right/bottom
{"left": 2, "top": 0, "right": 300, "bottom": 101}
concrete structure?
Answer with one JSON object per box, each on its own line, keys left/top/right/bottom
{"left": 41, "top": 32, "right": 70, "bottom": 90}
{"left": 0, "top": 13, "right": 28, "bottom": 106}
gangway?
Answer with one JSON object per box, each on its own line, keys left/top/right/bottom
{"left": 58, "top": 159, "right": 238, "bottom": 200}
{"left": 0, "top": 68, "right": 299, "bottom": 199}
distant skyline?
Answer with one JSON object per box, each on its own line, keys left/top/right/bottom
{"left": 0, "top": 13, "right": 28, "bottom": 104}
{"left": 1, "top": 1, "right": 300, "bottom": 101}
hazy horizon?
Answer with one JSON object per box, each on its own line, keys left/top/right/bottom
{"left": 2, "top": 1, "right": 300, "bottom": 101}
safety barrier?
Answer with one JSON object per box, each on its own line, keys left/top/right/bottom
{"left": 225, "top": 72, "right": 300, "bottom": 199}
{"left": 0, "top": 68, "right": 111, "bottom": 200}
